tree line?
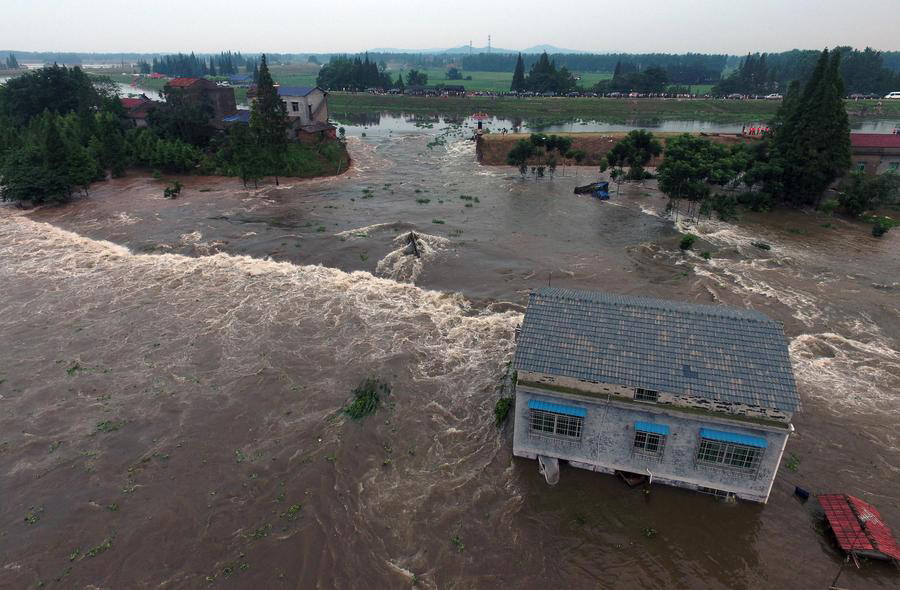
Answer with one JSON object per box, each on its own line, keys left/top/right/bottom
{"left": 714, "top": 47, "right": 900, "bottom": 96}
{"left": 141, "top": 52, "right": 257, "bottom": 78}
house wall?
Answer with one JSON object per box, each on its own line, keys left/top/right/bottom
{"left": 518, "top": 370, "right": 793, "bottom": 423}
{"left": 851, "top": 148, "right": 900, "bottom": 176}
{"left": 281, "top": 89, "right": 328, "bottom": 125}
{"left": 512, "top": 384, "right": 792, "bottom": 503}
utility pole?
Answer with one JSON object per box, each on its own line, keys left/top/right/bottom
{"left": 488, "top": 35, "right": 491, "bottom": 53}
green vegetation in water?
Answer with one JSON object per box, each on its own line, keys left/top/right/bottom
{"left": 343, "top": 378, "right": 390, "bottom": 420}
{"left": 451, "top": 535, "right": 465, "bottom": 552}
{"left": 416, "top": 198, "right": 430, "bottom": 204}
{"left": 431, "top": 219, "right": 445, "bottom": 224}
{"left": 281, "top": 504, "right": 302, "bottom": 521}
{"left": 494, "top": 397, "right": 514, "bottom": 427}
{"left": 701, "top": 251, "right": 711, "bottom": 260}
{"left": 24, "top": 506, "right": 44, "bottom": 525}
{"left": 785, "top": 453, "right": 800, "bottom": 472}
{"left": 679, "top": 234, "right": 697, "bottom": 250}
{"left": 96, "top": 420, "right": 123, "bottom": 433}
{"left": 752, "top": 241, "right": 771, "bottom": 250}
{"left": 643, "top": 527, "right": 658, "bottom": 538}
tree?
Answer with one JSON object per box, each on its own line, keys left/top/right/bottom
{"left": 511, "top": 53, "right": 526, "bottom": 92}
{"left": 837, "top": 171, "right": 900, "bottom": 217}
{"left": 249, "top": 54, "right": 289, "bottom": 184}
{"left": 767, "top": 49, "right": 851, "bottom": 206}
{"left": 446, "top": 67, "right": 463, "bottom": 80}
{"left": 208, "top": 57, "right": 217, "bottom": 77}
{"left": 406, "top": 69, "right": 428, "bottom": 86}
{"left": 603, "top": 130, "right": 662, "bottom": 180}
{"left": 506, "top": 139, "right": 535, "bottom": 176}
{"left": 6, "top": 53, "right": 20, "bottom": 69}
{"left": 43, "top": 117, "right": 72, "bottom": 199}
{"left": 395, "top": 71, "right": 405, "bottom": 91}
{"left": 658, "top": 134, "right": 746, "bottom": 220}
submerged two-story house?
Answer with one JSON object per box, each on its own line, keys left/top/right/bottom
{"left": 512, "top": 288, "right": 800, "bottom": 503}
{"left": 248, "top": 85, "right": 335, "bottom": 142}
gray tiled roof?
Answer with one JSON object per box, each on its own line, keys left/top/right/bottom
{"left": 515, "top": 288, "right": 800, "bottom": 412}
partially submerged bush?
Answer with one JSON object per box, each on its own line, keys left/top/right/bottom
{"left": 679, "top": 233, "right": 697, "bottom": 250}
{"left": 752, "top": 241, "right": 771, "bottom": 251}
{"left": 344, "top": 378, "right": 390, "bottom": 420}
{"left": 494, "top": 397, "right": 514, "bottom": 427}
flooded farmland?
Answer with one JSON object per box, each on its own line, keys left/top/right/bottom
{"left": 1, "top": 120, "right": 898, "bottom": 589}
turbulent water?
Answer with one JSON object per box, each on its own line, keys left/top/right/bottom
{"left": 1, "top": 124, "right": 898, "bottom": 589}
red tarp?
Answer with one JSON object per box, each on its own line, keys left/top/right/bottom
{"left": 819, "top": 494, "right": 900, "bottom": 560}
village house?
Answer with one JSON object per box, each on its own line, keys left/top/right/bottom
{"left": 247, "top": 85, "right": 336, "bottom": 142}
{"left": 512, "top": 288, "right": 800, "bottom": 504}
{"left": 163, "top": 77, "right": 237, "bottom": 129}
{"left": 119, "top": 95, "right": 156, "bottom": 128}
{"left": 850, "top": 132, "right": 900, "bottom": 175}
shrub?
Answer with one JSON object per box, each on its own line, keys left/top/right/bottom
{"left": 752, "top": 241, "right": 771, "bottom": 250}
{"left": 679, "top": 234, "right": 697, "bottom": 250}
{"left": 343, "top": 378, "right": 390, "bottom": 420}
{"left": 494, "top": 397, "right": 514, "bottom": 427}
{"left": 737, "top": 191, "right": 772, "bottom": 212}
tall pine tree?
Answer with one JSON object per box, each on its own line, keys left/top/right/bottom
{"left": 511, "top": 53, "right": 526, "bottom": 92}
{"left": 249, "top": 55, "right": 289, "bottom": 183}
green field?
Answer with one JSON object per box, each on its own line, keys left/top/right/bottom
{"left": 329, "top": 93, "right": 900, "bottom": 125}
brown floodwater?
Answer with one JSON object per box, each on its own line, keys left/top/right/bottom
{"left": 1, "top": 126, "right": 898, "bottom": 589}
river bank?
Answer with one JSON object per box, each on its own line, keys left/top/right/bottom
{"left": 1, "top": 128, "right": 898, "bottom": 589}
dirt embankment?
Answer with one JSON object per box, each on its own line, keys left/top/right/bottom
{"left": 476, "top": 132, "right": 757, "bottom": 166}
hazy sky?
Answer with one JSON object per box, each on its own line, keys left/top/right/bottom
{"left": 3, "top": 0, "right": 898, "bottom": 54}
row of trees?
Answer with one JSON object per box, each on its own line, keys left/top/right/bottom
{"left": 4, "top": 53, "right": 20, "bottom": 70}
{"left": 509, "top": 53, "right": 577, "bottom": 93}
{"left": 141, "top": 52, "right": 256, "bottom": 77}
{"left": 594, "top": 62, "right": 670, "bottom": 94}
{"left": 316, "top": 54, "right": 393, "bottom": 90}
{"left": 715, "top": 47, "right": 900, "bottom": 96}
{"left": 467, "top": 52, "right": 728, "bottom": 83}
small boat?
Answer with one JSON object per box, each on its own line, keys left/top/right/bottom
{"left": 574, "top": 181, "right": 610, "bottom": 200}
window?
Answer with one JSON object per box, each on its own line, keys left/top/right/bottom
{"left": 291, "top": 101, "right": 300, "bottom": 112}
{"left": 307, "top": 104, "right": 313, "bottom": 119}
{"left": 854, "top": 162, "right": 866, "bottom": 172}
{"left": 634, "top": 388, "right": 659, "bottom": 403}
{"left": 529, "top": 409, "right": 583, "bottom": 440}
{"left": 696, "top": 438, "right": 762, "bottom": 472}
{"left": 633, "top": 430, "right": 665, "bottom": 459}
{"left": 697, "top": 486, "right": 736, "bottom": 500}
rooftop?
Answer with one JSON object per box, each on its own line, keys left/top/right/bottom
{"left": 277, "top": 86, "right": 319, "bottom": 97}
{"left": 167, "top": 77, "right": 203, "bottom": 88}
{"left": 819, "top": 494, "right": 900, "bottom": 560}
{"left": 515, "top": 288, "right": 800, "bottom": 412}
{"left": 850, "top": 132, "right": 900, "bottom": 149}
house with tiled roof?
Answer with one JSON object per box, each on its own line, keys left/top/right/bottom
{"left": 512, "top": 288, "right": 800, "bottom": 503}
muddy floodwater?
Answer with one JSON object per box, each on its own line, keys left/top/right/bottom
{"left": 1, "top": 120, "right": 898, "bottom": 589}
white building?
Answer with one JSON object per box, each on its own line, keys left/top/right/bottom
{"left": 512, "top": 288, "right": 800, "bottom": 503}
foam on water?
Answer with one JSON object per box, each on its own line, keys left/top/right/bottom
{"left": 376, "top": 231, "right": 452, "bottom": 283}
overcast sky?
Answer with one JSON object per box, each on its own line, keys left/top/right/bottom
{"left": 3, "top": 0, "right": 898, "bottom": 55}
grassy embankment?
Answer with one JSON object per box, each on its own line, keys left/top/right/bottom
{"left": 329, "top": 93, "right": 900, "bottom": 125}
{"left": 477, "top": 132, "right": 756, "bottom": 166}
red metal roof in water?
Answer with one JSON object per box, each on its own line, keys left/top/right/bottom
{"left": 850, "top": 133, "right": 900, "bottom": 149}
{"left": 819, "top": 494, "right": 900, "bottom": 560}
